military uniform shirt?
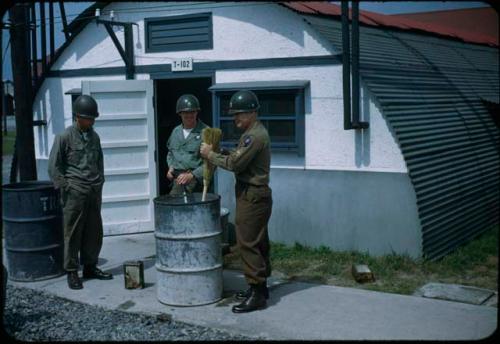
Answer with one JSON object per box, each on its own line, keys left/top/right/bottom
{"left": 167, "top": 120, "right": 208, "bottom": 181}
{"left": 48, "top": 123, "right": 104, "bottom": 193}
{"left": 208, "top": 121, "right": 270, "bottom": 186}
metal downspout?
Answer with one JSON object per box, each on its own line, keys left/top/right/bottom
{"left": 341, "top": 1, "right": 369, "bottom": 130}
{"left": 341, "top": 1, "right": 352, "bottom": 130}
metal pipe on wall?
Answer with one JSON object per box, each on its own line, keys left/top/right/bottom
{"left": 124, "top": 24, "right": 135, "bottom": 79}
{"left": 31, "top": 3, "right": 38, "bottom": 88}
{"left": 49, "top": 2, "right": 55, "bottom": 62}
{"left": 351, "top": 1, "right": 368, "bottom": 129}
{"left": 40, "top": 2, "right": 46, "bottom": 76}
{"left": 341, "top": 1, "right": 351, "bottom": 130}
{"left": 341, "top": 1, "right": 369, "bottom": 130}
{"left": 351, "top": 1, "right": 360, "bottom": 126}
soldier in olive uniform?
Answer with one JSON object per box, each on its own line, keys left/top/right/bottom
{"left": 200, "top": 90, "right": 272, "bottom": 313}
{"left": 166, "top": 94, "right": 209, "bottom": 195}
{"left": 48, "top": 95, "right": 112, "bottom": 290}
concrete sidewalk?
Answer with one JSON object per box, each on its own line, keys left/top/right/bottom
{"left": 5, "top": 233, "right": 498, "bottom": 340}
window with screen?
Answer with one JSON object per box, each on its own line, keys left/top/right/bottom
{"left": 216, "top": 89, "right": 305, "bottom": 156}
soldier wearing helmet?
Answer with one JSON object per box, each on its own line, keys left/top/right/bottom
{"left": 48, "top": 95, "right": 112, "bottom": 290}
{"left": 200, "top": 90, "right": 272, "bottom": 313}
{"left": 166, "top": 94, "right": 209, "bottom": 195}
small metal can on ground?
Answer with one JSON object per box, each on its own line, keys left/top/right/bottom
{"left": 123, "top": 260, "right": 145, "bottom": 289}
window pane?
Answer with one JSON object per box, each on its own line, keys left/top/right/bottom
{"left": 218, "top": 90, "right": 299, "bottom": 150}
{"left": 262, "top": 120, "right": 295, "bottom": 143}
{"left": 220, "top": 96, "right": 231, "bottom": 116}
{"left": 219, "top": 92, "right": 295, "bottom": 116}
{"left": 259, "top": 93, "right": 295, "bottom": 116}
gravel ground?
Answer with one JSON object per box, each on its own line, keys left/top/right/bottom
{"left": 3, "top": 285, "right": 258, "bottom": 341}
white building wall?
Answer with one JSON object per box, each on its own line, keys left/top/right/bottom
{"left": 52, "top": 2, "right": 335, "bottom": 71}
{"left": 42, "top": 1, "right": 407, "bottom": 172}
{"left": 216, "top": 68, "right": 407, "bottom": 172}
{"left": 32, "top": 1, "right": 421, "bottom": 255}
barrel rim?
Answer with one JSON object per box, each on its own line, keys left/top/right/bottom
{"left": 155, "top": 231, "right": 222, "bottom": 240}
{"left": 153, "top": 192, "right": 220, "bottom": 206}
{"left": 2, "top": 180, "right": 55, "bottom": 191}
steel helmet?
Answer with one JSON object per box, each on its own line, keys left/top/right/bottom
{"left": 228, "top": 90, "right": 260, "bottom": 115}
{"left": 73, "top": 95, "right": 99, "bottom": 118}
{"left": 176, "top": 94, "right": 200, "bottom": 113}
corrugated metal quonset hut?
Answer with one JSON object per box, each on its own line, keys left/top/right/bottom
{"left": 32, "top": 2, "right": 499, "bottom": 260}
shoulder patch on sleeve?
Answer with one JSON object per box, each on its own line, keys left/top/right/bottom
{"left": 243, "top": 136, "right": 253, "bottom": 147}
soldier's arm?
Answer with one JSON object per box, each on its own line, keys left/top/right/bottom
{"left": 98, "top": 139, "right": 105, "bottom": 182}
{"left": 207, "top": 135, "right": 261, "bottom": 173}
{"left": 166, "top": 132, "right": 174, "bottom": 167}
{"left": 48, "top": 134, "right": 68, "bottom": 189}
{"left": 191, "top": 164, "right": 203, "bottom": 181}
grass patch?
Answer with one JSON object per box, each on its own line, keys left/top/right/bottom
{"left": 223, "top": 226, "right": 498, "bottom": 296}
{"left": 2, "top": 130, "right": 16, "bottom": 155}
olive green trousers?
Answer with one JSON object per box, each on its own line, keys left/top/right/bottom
{"left": 235, "top": 183, "right": 273, "bottom": 285}
{"left": 61, "top": 185, "right": 103, "bottom": 272}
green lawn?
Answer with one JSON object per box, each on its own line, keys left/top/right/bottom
{"left": 224, "top": 225, "right": 498, "bottom": 295}
{"left": 2, "top": 131, "right": 15, "bottom": 155}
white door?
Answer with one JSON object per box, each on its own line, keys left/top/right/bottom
{"left": 82, "top": 80, "right": 157, "bottom": 235}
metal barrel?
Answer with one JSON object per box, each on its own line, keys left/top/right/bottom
{"left": 154, "top": 192, "right": 222, "bottom": 306}
{"left": 2, "top": 181, "right": 64, "bottom": 281}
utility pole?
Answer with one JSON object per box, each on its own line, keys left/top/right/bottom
{"left": 9, "top": 3, "right": 37, "bottom": 181}
{"left": 1, "top": 22, "right": 5, "bottom": 135}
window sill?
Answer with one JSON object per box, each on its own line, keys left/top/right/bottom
{"left": 270, "top": 152, "right": 305, "bottom": 169}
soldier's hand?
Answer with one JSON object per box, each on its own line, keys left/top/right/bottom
{"left": 200, "top": 143, "right": 213, "bottom": 158}
{"left": 176, "top": 172, "right": 193, "bottom": 185}
{"left": 167, "top": 168, "right": 174, "bottom": 181}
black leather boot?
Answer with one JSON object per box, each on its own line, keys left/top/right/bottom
{"left": 83, "top": 265, "right": 113, "bottom": 280}
{"left": 232, "top": 284, "right": 267, "bottom": 313}
{"left": 67, "top": 271, "right": 83, "bottom": 290}
{"left": 235, "top": 284, "right": 269, "bottom": 300}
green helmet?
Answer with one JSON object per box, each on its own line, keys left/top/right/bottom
{"left": 73, "top": 95, "right": 99, "bottom": 118}
{"left": 228, "top": 90, "right": 260, "bottom": 115}
{"left": 176, "top": 94, "right": 200, "bottom": 113}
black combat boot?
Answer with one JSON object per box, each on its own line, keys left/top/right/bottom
{"left": 83, "top": 265, "right": 113, "bottom": 280}
{"left": 235, "top": 284, "right": 269, "bottom": 300}
{"left": 232, "top": 283, "right": 267, "bottom": 313}
{"left": 67, "top": 271, "right": 83, "bottom": 290}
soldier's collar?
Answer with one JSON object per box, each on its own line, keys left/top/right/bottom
{"left": 243, "top": 120, "right": 259, "bottom": 135}
{"left": 73, "top": 122, "right": 93, "bottom": 135}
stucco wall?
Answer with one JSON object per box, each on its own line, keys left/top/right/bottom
{"left": 52, "top": 2, "right": 334, "bottom": 71}
{"left": 217, "top": 168, "right": 422, "bottom": 258}
{"left": 216, "top": 68, "right": 407, "bottom": 172}
{"left": 39, "top": 1, "right": 406, "bottom": 173}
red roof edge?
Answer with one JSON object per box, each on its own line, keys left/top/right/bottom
{"left": 280, "top": 2, "right": 498, "bottom": 47}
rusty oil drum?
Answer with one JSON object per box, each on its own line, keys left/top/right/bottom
{"left": 2, "top": 181, "right": 64, "bottom": 281}
{"left": 154, "top": 193, "right": 222, "bottom": 306}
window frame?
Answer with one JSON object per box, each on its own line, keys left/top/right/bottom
{"left": 144, "top": 12, "right": 213, "bottom": 53}
{"left": 213, "top": 87, "right": 306, "bottom": 157}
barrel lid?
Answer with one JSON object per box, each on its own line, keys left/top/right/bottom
{"left": 154, "top": 192, "right": 220, "bottom": 206}
{"left": 2, "top": 180, "right": 55, "bottom": 191}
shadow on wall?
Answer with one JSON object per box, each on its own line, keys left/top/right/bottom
{"left": 355, "top": 84, "right": 371, "bottom": 167}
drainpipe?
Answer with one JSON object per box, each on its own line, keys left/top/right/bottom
{"left": 341, "top": 1, "right": 351, "bottom": 130}
{"left": 342, "top": 1, "right": 369, "bottom": 130}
